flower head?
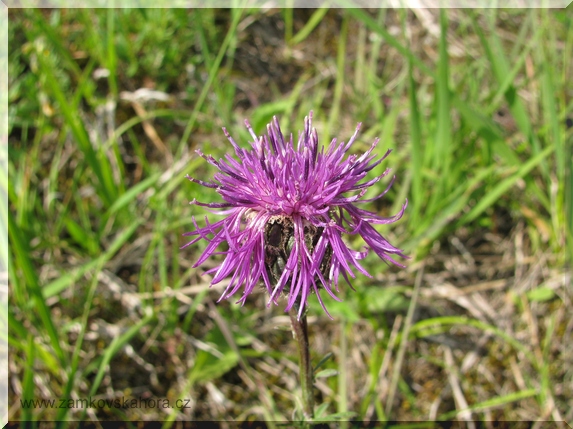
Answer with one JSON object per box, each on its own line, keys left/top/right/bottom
{"left": 182, "top": 112, "right": 407, "bottom": 319}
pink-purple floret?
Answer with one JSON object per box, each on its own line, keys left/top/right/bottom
{"left": 182, "top": 111, "right": 407, "bottom": 319}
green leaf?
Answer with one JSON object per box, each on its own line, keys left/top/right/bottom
{"left": 314, "top": 402, "right": 331, "bottom": 418}
{"left": 188, "top": 349, "right": 239, "bottom": 384}
{"left": 362, "top": 286, "right": 410, "bottom": 313}
{"left": 64, "top": 217, "right": 99, "bottom": 256}
{"left": 311, "top": 298, "right": 360, "bottom": 323}
{"left": 315, "top": 369, "right": 338, "bottom": 379}
{"left": 249, "top": 99, "right": 293, "bottom": 134}
{"left": 314, "top": 352, "right": 334, "bottom": 373}
{"left": 312, "top": 411, "right": 358, "bottom": 422}
{"left": 527, "top": 286, "right": 556, "bottom": 302}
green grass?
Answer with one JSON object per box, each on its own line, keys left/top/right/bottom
{"left": 7, "top": 7, "right": 572, "bottom": 424}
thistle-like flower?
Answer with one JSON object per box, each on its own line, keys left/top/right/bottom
{"left": 182, "top": 112, "right": 407, "bottom": 319}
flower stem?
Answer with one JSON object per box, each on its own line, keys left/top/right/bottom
{"left": 289, "top": 307, "right": 314, "bottom": 421}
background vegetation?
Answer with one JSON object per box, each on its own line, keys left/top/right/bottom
{"left": 8, "top": 6, "right": 572, "bottom": 424}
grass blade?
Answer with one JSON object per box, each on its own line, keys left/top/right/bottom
{"left": 35, "top": 46, "right": 116, "bottom": 207}
{"left": 326, "top": 14, "right": 348, "bottom": 141}
{"left": 408, "top": 54, "right": 423, "bottom": 228}
{"left": 460, "top": 145, "right": 553, "bottom": 225}
{"left": 433, "top": 10, "right": 451, "bottom": 176}
{"left": 9, "top": 212, "right": 67, "bottom": 366}
{"left": 86, "top": 311, "right": 154, "bottom": 399}
{"left": 42, "top": 219, "right": 142, "bottom": 298}
{"left": 21, "top": 335, "right": 36, "bottom": 422}
{"left": 105, "top": 172, "right": 161, "bottom": 218}
{"left": 177, "top": 8, "right": 244, "bottom": 155}
{"left": 289, "top": 6, "right": 330, "bottom": 46}
{"left": 473, "top": 11, "right": 548, "bottom": 178}
{"left": 438, "top": 388, "right": 538, "bottom": 421}
{"left": 409, "top": 316, "right": 537, "bottom": 368}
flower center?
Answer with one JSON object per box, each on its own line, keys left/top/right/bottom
{"left": 263, "top": 215, "right": 333, "bottom": 290}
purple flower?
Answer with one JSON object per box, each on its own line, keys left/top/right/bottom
{"left": 182, "top": 112, "right": 407, "bottom": 319}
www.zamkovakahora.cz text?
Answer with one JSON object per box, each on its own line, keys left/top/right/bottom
{"left": 20, "top": 397, "right": 192, "bottom": 409}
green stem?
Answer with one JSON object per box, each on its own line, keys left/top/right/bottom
{"left": 289, "top": 308, "right": 314, "bottom": 421}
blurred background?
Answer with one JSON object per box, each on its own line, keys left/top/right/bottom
{"left": 7, "top": 6, "right": 572, "bottom": 424}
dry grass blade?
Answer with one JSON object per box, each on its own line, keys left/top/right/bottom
{"left": 444, "top": 346, "right": 474, "bottom": 426}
